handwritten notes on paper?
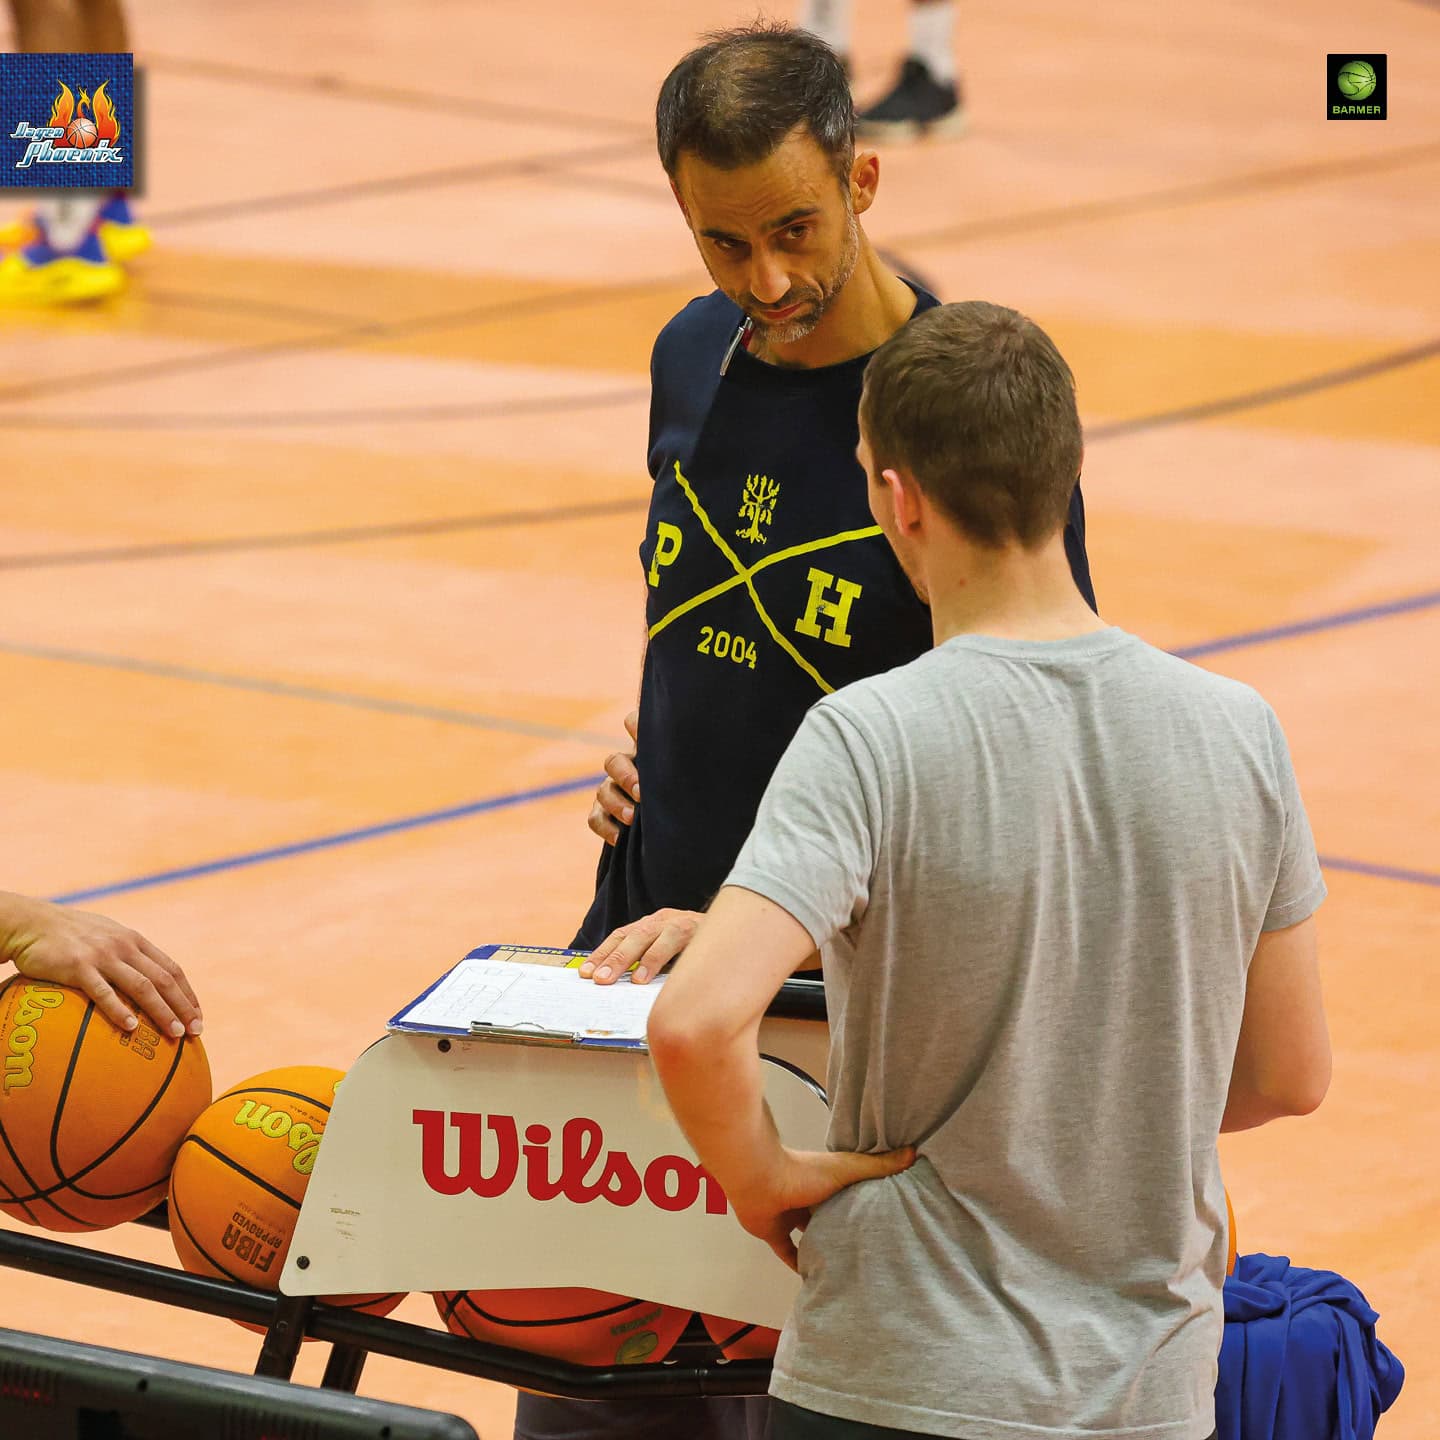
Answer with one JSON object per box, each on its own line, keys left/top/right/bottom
{"left": 391, "top": 955, "right": 665, "bottom": 1043}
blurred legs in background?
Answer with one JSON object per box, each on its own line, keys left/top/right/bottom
{"left": 0, "top": 0, "right": 149, "bottom": 304}
{"left": 797, "top": 0, "right": 965, "bottom": 140}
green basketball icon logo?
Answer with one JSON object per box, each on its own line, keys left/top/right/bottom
{"left": 1337, "top": 60, "right": 1377, "bottom": 100}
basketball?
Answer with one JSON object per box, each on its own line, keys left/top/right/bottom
{"left": 700, "top": 1312, "right": 781, "bottom": 1360}
{"left": 167, "top": 1065, "right": 403, "bottom": 1322}
{"left": 1226, "top": 1187, "right": 1238, "bottom": 1277}
{"left": 435, "top": 1287, "right": 691, "bottom": 1366}
{"left": 64, "top": 116, "right": 98, "bottom": 148}
{"left": 0, "top": 977, "right": 211, "bottom": 1232}
{"left": 1337, "top": 60, "right": 1377, "bottom": 100}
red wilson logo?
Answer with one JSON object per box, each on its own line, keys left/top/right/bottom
{"left": 414, "top": 1110, "right": 728, "bottom": 1215}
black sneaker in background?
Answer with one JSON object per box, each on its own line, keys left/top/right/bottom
{"left": 856, "top": 57, "right": 966, "bottom": 140}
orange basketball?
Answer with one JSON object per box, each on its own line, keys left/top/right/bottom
{"left": 1226, "top": 1186, "right": 1238, "bottom": 1277}
{"left": 700, "top": 1312, "right": 781, "bottom": 1360}
{"left": 0, "top": 977, "right": 211, "bottom": 1232}
{"left": 168, "top": 1065, "right": 403, "bottom": 1325}
{"left": 435, "top": 1287, "right": 691, "bottom": 1366}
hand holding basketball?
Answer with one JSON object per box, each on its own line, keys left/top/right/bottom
{"left": 0, "top": 892, "right": 202, "bottom": 1039}
{"left": 732, "top": 1144, "right": 918, "bottom": 1271}
{"left": 587, "top": 708, "right": 640, "bottom": 846}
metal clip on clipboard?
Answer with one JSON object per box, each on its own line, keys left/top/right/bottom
{"left": 468, "top": 1019, "right": 651, "bottom": 1054}
{"left": 469, "top": 1020, "right": 576, "bottom": 1045}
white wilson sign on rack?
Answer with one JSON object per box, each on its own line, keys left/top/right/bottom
{"left": 283, "top": 1027, "right": 830, "bottom": 1329}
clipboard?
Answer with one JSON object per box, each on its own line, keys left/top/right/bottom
{"left": 387, "top": 943, "right": 664, "bottom": 1051}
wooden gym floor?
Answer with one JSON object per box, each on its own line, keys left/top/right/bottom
{"left": 1, "top": 0, "right": 1437, "bottom": 1433}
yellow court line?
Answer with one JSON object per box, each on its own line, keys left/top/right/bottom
{"left": 649, "top": 520, "right": 884, "bottom": 639}
{"left": 665, "top": 462, "right": 838, "bottom": 695}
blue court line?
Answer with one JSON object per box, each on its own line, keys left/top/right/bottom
{"left": 43, "top": 588, "right": 1440, "bottom": 905}
{"left": 49, "top": 775, "right": 1440, "bottom": 908}
{"left": 47, "top": 774, "right": 602, "bottom": 906}
{"left": 1318, "top": 855, "right": 1440, "bottom": 889}
{"left": 1172, "top": 589, "right": 1440, "bottom": 660}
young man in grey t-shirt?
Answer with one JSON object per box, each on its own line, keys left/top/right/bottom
{"left": 648, "top": 301, "right": 1331, "bottom": 1440}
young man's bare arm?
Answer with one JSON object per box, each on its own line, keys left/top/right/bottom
{"left": 1222, "top": 915, "right": 1330, "bottom": 1132}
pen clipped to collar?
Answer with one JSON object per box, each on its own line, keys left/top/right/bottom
{"left": 719, "top": 317, "right": 755, "bottom": 376}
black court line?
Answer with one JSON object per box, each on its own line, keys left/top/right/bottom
{"left": 0, "top": 384, "right": 651, "bottom": 434}
{"left": 0, "top": 494, "right": 649, "bottom": 571}
{"left": 534, "top": 166, "right": 670, "bottom": 204}
{"left": 140, "top": 285, "right": 383, "bottom": 332}
{"left": 4, "top": 140, "right": 1434, "bottom": 411}
{"left": 0, "top": 335, "right": 1427, "bottom": 573}
{"left": 146, "top": 135, "right": 652, "bottom": 228}
{"left": 890, "top": 141, "right": 1440, "bottom": 251}
{"left": 0, "top": 275, "right": 676, "bottom": 406}
{"left": 1086, "top": 337, "right": 1440, "bottom": 441}
{"left": 148, "top": 135, "right": 1440, "bottom": 241}
{"left": 0, "top": 315, "right": 1428, "bottom": 452}
{"left": 142, "top": 52, "right": 650, "bottom": 137}
{"left": 0, "top": 639, "right": 619, "bottom": 747}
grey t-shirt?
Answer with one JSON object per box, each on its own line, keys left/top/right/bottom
{"left": 726, "top": 627, "right": 1325, "bottom": 1440}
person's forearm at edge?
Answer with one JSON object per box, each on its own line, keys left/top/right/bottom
{"left": 0, "top": 890, "right": 43, "bottom": 960}
{"left": 650, "top": 999, "right": 788, "bottom": 1209}
{"left": 647, "top": 888, "right": 810, "bottom": 1206}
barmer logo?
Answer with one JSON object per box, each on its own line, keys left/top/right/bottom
{"left": 1328, "top": 54, "right": 1386, "bottom": 120}
{"left": 0, "top": 52, "right": 135, "bottom": 187}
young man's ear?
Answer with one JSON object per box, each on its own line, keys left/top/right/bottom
{"left": 886, "top": 467, "right": 925, "bottom": 535}
{"left": 669, "top": 179, "right": 691, "bottom": 225}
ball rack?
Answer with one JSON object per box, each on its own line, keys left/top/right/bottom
{"left": 0, "top": 979, "right": 826, "bottom": 1412}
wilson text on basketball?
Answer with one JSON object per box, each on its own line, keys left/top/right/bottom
{"left": 3, "top": 984, "right": 65, "bottom": 1093}
{"left": 232, "top": 1099, "right": 323, "bottom": 1174}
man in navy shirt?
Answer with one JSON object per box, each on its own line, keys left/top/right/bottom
{"left": 518, "top": 22, "right": 1095, "bottom": 1440}
{"left": 574, "top": 23, "right": 1094, "bottom": 989}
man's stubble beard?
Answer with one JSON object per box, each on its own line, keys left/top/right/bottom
{"left": 737, "top": 209, "right": 861, "bottom": 350}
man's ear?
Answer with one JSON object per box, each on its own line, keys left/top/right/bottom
{"left": 886, "top": 467, "right": 925, "bottom": 535}
{"left": 850, "top": 150, "right": 880, "bottom": 216}
{"left": 669, "top": 179, "right": 691, "bottom": 225}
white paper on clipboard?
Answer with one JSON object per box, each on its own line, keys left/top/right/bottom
{"left": 389, "top": 955, "right": 665, "bottom": 1045}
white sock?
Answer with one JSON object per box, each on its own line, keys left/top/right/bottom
{"left": 36, "top": 195, "right": 102, "bottom": 253}
{"left": 798, "top": 0, "right": 853, "bottom": 57}
{"left": 909, "top": 0, "right": 958, "bottom": 83}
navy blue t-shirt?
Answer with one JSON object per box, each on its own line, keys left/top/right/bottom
{"left": 574, "top": 286, "right": 1096, "bottom": 946}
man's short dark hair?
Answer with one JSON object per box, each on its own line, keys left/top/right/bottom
{"left": 656, "top": 22, "right": 854, "bottom": 187}
{"left": 860, "top": 302, "right": 1084, "bottom": 549}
